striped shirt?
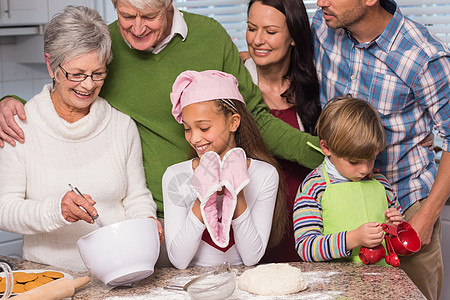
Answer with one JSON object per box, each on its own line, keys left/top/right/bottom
{"left": 313, "top": 0, "right": 450, "bottom": 211}
{"left": 293, "top": 166, "right": 401, "bottom": 262}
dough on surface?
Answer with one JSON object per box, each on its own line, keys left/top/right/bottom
{"left": 238, "top": 263, "right": 308, "bottom": 296}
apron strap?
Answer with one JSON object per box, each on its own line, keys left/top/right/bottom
{"left": 322, "top": 163, "right": 332, "bottom": 185}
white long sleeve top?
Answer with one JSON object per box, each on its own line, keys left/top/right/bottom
{"left": 163, "top": 158, "right": 278, "bottom": 269}
{"left": 0, "top": 84, "right": 157, "bottom": 270}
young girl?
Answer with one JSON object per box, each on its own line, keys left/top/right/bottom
{"left": 293, "top": 96, "right": 403, "bottom": 265}
{"left": 163, "top": 70, "right": 285, "bottom": 269}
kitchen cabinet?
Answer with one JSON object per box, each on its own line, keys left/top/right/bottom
{"left": 0, "top": 0, "right": 107, "bottom": 31}
{"left": 11, "top": 0, "right": 116, "bottom": 63}
{"left": 0, "top": 0, "right": 48, "bottom": 26}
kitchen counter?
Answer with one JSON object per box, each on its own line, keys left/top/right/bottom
{"left": 1, "top": 256, "right": 425, "bottom": 299}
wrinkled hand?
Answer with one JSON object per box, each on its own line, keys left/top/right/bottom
{"left": 408, "top": 211, "right": 434, "bottom": 246}
{"left": 0, "top": 96, "right": 26, "bottom": 148}
{"left": 384, "top": 207, "right": 403, "bottom": 226}
{"left": 420, "top": 132, "right": 435, "bottom": 151}
{"left": 149, "top": 217, "right": 164, "bottom": 243}
{"left": 348, "top": 222, "right": 384, "bottom": 249}
{"left": 61, "top": 191, "right": 97, "bottom": 224}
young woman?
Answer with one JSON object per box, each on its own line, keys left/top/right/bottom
{"left": 244, "top": 0, "right": 322, "bottom": 262}
{"left": 163, "top": 70, "right": 286, "bottom": 269}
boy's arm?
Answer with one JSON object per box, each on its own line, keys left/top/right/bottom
{"left": 293, "top": 173, "right": 351, "bottom": 261}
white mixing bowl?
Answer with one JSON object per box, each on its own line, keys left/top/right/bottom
{"left": 77, "top": 217, "right": 160, "bottom": 287}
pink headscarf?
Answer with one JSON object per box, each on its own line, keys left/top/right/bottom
{"left": 170, "top": 70, "right": 245, "bottom": 123}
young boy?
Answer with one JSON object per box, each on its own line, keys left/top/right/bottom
{"left": 293, "top": 96, "right": 403, "bottom": 265}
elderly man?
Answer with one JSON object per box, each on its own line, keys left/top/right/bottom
{"left": 0, "top": 0, "right": 324, "bottom": 266}
{"left": 313, "top": 0, "right": 450, "bottom": 299}
{"left": 0, "top": 0, "right": 323, "bottom": 213}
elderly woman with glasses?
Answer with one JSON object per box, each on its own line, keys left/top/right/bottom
{"left": 0, "top": 6, "right": 160, "bottom": 271}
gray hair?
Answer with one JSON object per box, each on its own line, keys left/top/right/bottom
{"left": 44, "top": 6, "right": 112, "bottom": 74}
{"left": 111, "top": 0, "right": 171, "bottom": 10}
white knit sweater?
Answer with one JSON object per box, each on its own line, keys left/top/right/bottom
{"left": 0, "top": 84, "right": 157, "bottom": 270}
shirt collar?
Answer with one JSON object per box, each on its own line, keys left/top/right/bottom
{"left": 346, "top": 0, "right": 401, "bottom": 51}
{"left": 150, "top": 5, "right": 187, "bottom": 54}
{"left": 324, "top": 156, "right": 351, "bottom": 182}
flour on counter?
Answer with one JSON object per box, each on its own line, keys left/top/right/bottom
{"left": 105, "top": 270, "right": 342, "bottom": 300}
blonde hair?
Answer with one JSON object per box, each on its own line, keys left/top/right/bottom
{"left": 189, "top": 99, "right": 287, "bottom": 248}
{"left": 316, "top": 96, "right": 386, "bottom": 160}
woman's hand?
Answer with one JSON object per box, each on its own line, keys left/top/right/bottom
{"left": 346, "top": 222, "right": 384, "bottom": 250}
{"left": 0, "top": 97, "right": 26, "bottom": 148}
{"left": 61, "top": 191, "right": 97, "bottom": 223}
{"left": 149, "top": 217, "right": 164, "bottom": 243}
{"left": 239, "top": 51, "right": 250, "bottom": 62}
{"left": 384, "top": 207, "right": 403, "bottom": 226}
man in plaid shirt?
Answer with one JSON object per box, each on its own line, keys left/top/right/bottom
{"left": 313, "top": 0, "right": 450, "bottom": 299}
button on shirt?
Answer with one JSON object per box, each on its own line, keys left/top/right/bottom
{"left": 313, "top": 0, "right": 450, "bottom": 211}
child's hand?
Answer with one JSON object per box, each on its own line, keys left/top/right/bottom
{"left": 384, "top": 207, "right": 403, "bottom": 226}
{"left": 346, "top": 222, "right": 384, "bottom": 250}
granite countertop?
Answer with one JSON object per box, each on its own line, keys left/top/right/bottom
{"left": 1, "top": 256, "right": 425, "bottom": 299}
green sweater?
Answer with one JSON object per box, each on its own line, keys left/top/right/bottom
{"left": 13, "top": 12, "right": 323, "bottom": 217}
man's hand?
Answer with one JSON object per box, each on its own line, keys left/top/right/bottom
{"left": 0, "top": 97, "right": 26, "bottom": 148}
{"left": 420, "top": 132, "right": 435, "bottom": 151}
{"left": 408, "top": 206, "right": 435, "bottom": 246}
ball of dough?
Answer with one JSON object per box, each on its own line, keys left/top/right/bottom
{"left": 238, "top": 263, "right": 307, "bottom": 296}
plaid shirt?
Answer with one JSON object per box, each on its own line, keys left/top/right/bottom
{"left": 313, "top": 0, "right": 450, "bottom": 211}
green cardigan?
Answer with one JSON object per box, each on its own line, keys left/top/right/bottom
{"left": 13, "top": 12, "right": 323, "bottom": 217}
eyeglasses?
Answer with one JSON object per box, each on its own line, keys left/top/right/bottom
{"left": 58, "top": 65, "right": 107, "bottom": 82}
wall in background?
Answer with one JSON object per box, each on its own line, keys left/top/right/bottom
{"left": 0, "top": 36, "right": 51, "bottom": 101}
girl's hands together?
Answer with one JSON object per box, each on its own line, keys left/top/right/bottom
{"left": 384, "top": 207, "right": 403, "bottom": 226}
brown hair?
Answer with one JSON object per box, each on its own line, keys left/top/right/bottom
{"left": 316, "top": 96, "right": 386, "bottom": 160}
{"left": 189, "top": 99, "right": 287, "bottom": 248}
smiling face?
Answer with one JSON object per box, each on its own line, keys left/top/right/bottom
{"left": 246, "top": 1, "right": 293, "bottom": 68}
{"left": 47, "top": 51, "right": 106, "bottom": 121}
{"left": 316, "top": 0, "right": 368, "bottom": 30}
{"left": 116, "top": 0, "right": 172, "bottom": 51}
{"left": 181, "top": 101, "right": 240, "bottom": 159}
